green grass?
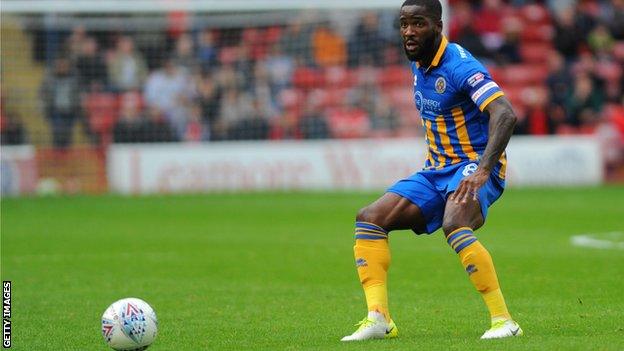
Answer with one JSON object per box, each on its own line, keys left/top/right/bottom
{"left": 2, "top": 187, "right": 624, "bottom": 350}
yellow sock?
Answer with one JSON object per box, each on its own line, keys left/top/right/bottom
{"left": 354, "top": 222, "right": 391, "bottom": 321}
{"left": 447, "top": 227, "right": 511, "bottom": 322}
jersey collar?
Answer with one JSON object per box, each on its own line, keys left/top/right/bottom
{"left": 416, "top": 35, "right": 448, "bottom": 72}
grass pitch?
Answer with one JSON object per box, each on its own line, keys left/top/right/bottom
{"left": 2, "top": 187, "right": 624, "bottom": 350}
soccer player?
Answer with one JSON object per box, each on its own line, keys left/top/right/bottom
{"left": 341, "top": 0, "right": 523, "bottom": 341}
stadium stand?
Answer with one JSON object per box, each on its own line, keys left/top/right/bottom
{"left": 1, "top": 1, "right": 619, "bottom": 147}
{"left": 1, "top": 0, "right": 623, "bottom": 190}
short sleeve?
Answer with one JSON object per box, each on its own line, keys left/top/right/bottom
{"left": 452, "top": 57, "right": 504, "bottom": 112}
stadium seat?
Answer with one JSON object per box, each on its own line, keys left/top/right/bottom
{"left": 487, "top": 65, "right": 505, "bottom": 84}
{"left": 378, "top": 65, "right": 411, "bottom": 87}
{"left": 292, "top": 67, "right": 324, "bottom": 90}
{"left": 520, "top": 43, "right": 552, "bottom": 63}
{"left": 278, "top": 88, "right": 305, "bottom": 112}
{"left": 326, "top": 108, "right": 370, "bottom": 138}
{"left": 315, "top": 88, "right": 348, "bottom": 109}
{"left": 218, "top": 46, "right": 239, "bottom": 65}
{"left": 324, "top": 66, "right": 356, "bottom": 89}
{"left": 503, "top": 64, "right": 548, "bottom": 85}
{"left": 386, "top": 87, "right": 414, "bottom": 109}
{"left": 520, "top": 24, "right": 553, "bottom": 44}
{"left": 520, "top": 4, "right": 551, "bottom": 25}
{"left": 264, "top": 26, "right": 283, "bottom": 45}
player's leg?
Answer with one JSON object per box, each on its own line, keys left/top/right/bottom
{"left": 442, "top": 198, "right": 522, "bottom": 339}
{"left": 342, "top": 192, "right": 428, "bottom": 341}
{"left": 354, "top": 193, "right": 427, "bottom": 319}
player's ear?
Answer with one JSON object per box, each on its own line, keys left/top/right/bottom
{"left": 435, "top": 20, "right": 443, "bottom": 34}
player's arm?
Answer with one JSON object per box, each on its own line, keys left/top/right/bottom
{"left": 451, "top": 95, "right": 517, "bottom": 203}
{"left": 478, "top": 96, "right": 517, "bottom": 174}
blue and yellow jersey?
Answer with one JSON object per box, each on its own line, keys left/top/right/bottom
{"left": 411, "top": 36, "right": 506, "bottom": 179}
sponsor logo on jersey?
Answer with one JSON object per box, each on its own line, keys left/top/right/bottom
{"left": 467, "top": 72, "right": 485, "bottom": 87}
{"left": 435, "top": 77, "right": 446, "bottom": 94}
{"left": 356, "top": 258, "right": 368, "bottom": 267}
{"left": 471, "top": 82, "right": 499, "bottom": 103}
{"left": 414, "top": 91, "right": 442, "bottom": 115}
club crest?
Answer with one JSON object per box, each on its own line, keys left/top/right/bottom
{"left": 435, "top": 77, "right": 446, "bottom": 94}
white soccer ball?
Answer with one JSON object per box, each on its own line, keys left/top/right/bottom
{"left": 101, "top": 298, "right": 158, "bottom": 351}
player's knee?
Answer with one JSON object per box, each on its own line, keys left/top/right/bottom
{"left": 442, "top": 218, "right": 464, "bottom": 237}
{"left": 356, "top": 206, "right": 387, "bottom": 228}
{"left": 442, "top": 216, "right": 483, "bottom": 236}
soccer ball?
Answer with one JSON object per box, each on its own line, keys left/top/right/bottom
{"left": 101, "top": 298, "right": 158, "bottom": 351}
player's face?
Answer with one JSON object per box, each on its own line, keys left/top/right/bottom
{"left": 399, "top": 5, "right": 441, "bottom": 62}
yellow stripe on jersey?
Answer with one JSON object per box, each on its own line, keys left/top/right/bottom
{"left": 436, "top": 115, "right": 462, "bottom": 165}
{"left": 421, "top": 118, "right": 435, "bottom": 168}
{"left": 479, "top": 91, "right": 505, "bottom": 112}
{"left": 498, "top": 152, "right": 507, "bottom": 180}
{"left": 424, "top": 119, "right": 446, "bottom": 168}
{"left": 451, "top": 107, "right": 479, "bottom": 160}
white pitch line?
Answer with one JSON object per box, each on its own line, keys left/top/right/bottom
{"left": 570, "top": 232, "right": 624, "bottom": 250}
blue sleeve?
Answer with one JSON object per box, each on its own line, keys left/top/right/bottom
{"left": 451, "top": 52, "right": 504, "bottom": 112}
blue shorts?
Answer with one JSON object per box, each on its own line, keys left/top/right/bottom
{"left": 387, "top": 161, "right": 505, "bottom": 234}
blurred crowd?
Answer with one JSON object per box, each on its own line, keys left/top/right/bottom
{"left": 2, "top": 0, "right": 622, "bottom": 155}
{"left": 449, "top": 0, "right": 623, "bottom": 139}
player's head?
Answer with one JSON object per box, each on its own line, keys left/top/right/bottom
{"left": 399, "top": 0, "right": 443, "bottom": 62}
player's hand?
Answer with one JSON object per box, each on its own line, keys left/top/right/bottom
{"left": 450, "top": 168, "right": 490, "bottom": 204}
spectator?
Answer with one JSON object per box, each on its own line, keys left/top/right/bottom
{"left": 142, "top": 106, "right": 177, "bottom": 143}
{"left": 217, "top": 87, "right": 254, "bottom": 140}
{"left": 65, "top": 25, "right": 89, "bottom": 61}
{"left": 113, "top": 96, "right": 178, "bottom": 144}
{"left": 545, "top": 51, "right": 572, "bottom": 131}
{"left": 112, "top": 92, "right": 148, "bottom": 143}
{"left": 326, "top": 97, "right": 370, "bottom": 139}
{"left": 196, "top": 70, "right": 222, "bottom": 134}
{"left": 227, "top": 98, "right": 271, "bottom": 140}
{"left": 565, "top": 73, "right": 604, "bottom": 129}
{"left": 495, "top": 17, "right": 523, "bottom": 64}
{"left": 0, "top": 97, "right": 27, "bottom": 145}
{"left": 449, "top": 1, "right": 491, "bottom": 60}
{"left": 143, "top": 57, "right": 194, "bottom": 140}
{"left": 280, "top": 18, "right": 313, "bottom": 66}
{"left": 299, "top": 101, "right": 330, "bottom": 139}
{"left": 553, "top": 7, "right": 581, "bottom": 60}
{"left": 348, "top": 12, "right": 385, "bottom": 67}
{"left": 75, "top": 37, "right": 107, "bottom": 91}
{"left": 516, "top": 88, "right": 553, "bottom": 135}
{"left": 587, "top": 24, "right": 615, "bottom": 56}
{"left": 250, "top": 62, "right": 278, "bottom": 118}
{"left": 197, "top": 28, "right": 218, "bottom": 69}
{"left": 173, "top": 33, "right": 199, "bottom": 74}
{"left": 264, "top": 44, "right": 295, "bottom": 93}
{"left": 312, "top": 22, "right": 347, "bottom": 67}
{"left": 604, "top": 0, "right": 624, "bottom": 40}
{"left": 232, "top": 44, "right": 255, "bottom": 86}
{"left": 40, "top": 57, "right": 81, "bottom": 148}
{"left": 370, "top": 96, "right": 400, "bottom": 135}
{"left": 107, "top": 36, "right": 149, "bottom": 91}
{"left": 271, "top": 108, "right": 301, "bottom": 139}
{"left": 216, "top": 63, "right": 245, "bottom": 91}
{"left": 574, "top": 0, "right": 599, "bottom": 40}
{"left": 474, "top": 0, "right": 505, "bottom": 52}
{"left": 184, "top": 102, "right": 210, "bottom": 142}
